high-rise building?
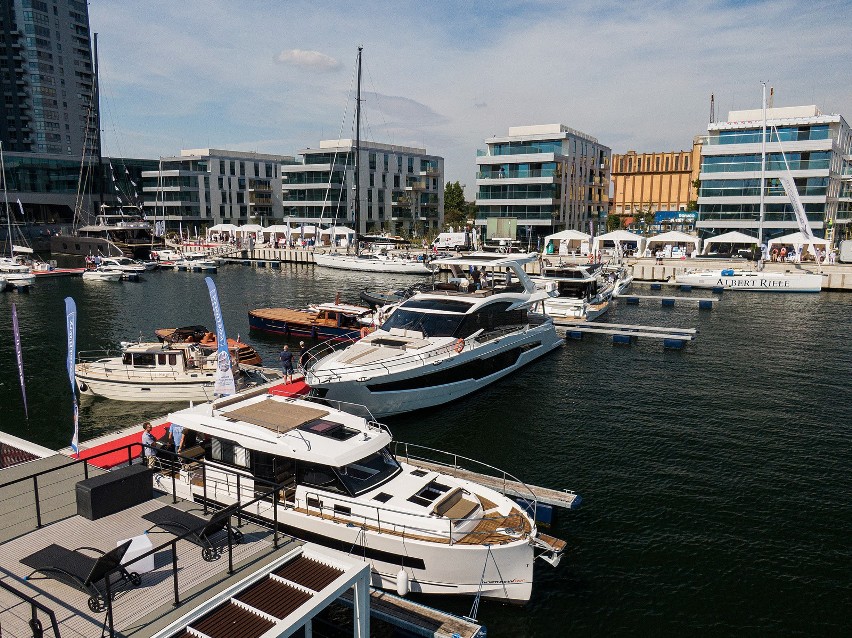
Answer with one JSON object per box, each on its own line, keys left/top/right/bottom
{"left": 141, "top": 149, "right": 294, "bottom": 230}
{"left": 282, "top": 139, "right": 444, "bottom": 237}
{"left": 697, "top": 105, "right": 851, "bottom": 246}
{"left": 475, "top": 124, "right": 610, "bottom": 240}
{"left": 610, "top": 139, "right": 702, "bottom": 221}
{"left": 1, "top": 0, "right": 98, "bottom": 156}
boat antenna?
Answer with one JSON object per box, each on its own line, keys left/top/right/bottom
{"left": 758, "top": 81, "right": 767, "bottom": 250}
{"left": 354, "top": 46, "right": 362, "bottom": 256}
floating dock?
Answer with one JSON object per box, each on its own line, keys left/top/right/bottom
{"left": 554, "top": 320, "right": 697, "bottom": 348}
{"left": 403, "top": 458, "right": 581, "bottom": 510}
{"left": 616, "top": 293, "right": 718, "bottom": 308}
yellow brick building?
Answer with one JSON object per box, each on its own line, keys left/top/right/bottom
{"left": 610, "top": 138, "right": 703, "bottom": 217}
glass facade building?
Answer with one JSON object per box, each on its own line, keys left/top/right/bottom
{"left": 475, "top": 124, "right": 610, "bottom": 241}
{"left": 697, "top": 105, "right": 852, "bottom": 246}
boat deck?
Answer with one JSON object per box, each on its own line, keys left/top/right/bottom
{"left": 249, "top": 307, "right": 350, "bottom": 328}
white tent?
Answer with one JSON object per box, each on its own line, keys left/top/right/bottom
{"left": 263, "top": 224, "right": 292, "bottom": 236}
{"left": 235, "top": 224, "right": 263, "bottom": 236}
{"left": 206, "top": 223, "right": 239, "bottom": 240}
{"left": 293, "top": 224, "right": 318, "bottom": 237}
{"left": 320, "top": 226, "right": 356, "bottom": 237}
{"left": 592, "top": 230, "right": 646, "bottom": 255}
{"left": 702, "top": 231, "right": 759, "bottom": 254}
{"left": 646, "top": 230, "right": 701, "bottom": 257}
{"left": 543, "top": 229, "right": 591, "bottom": 255}
{"left": 767, "top": 232, "right": 828, "bottom": 258}
{"left": 319, "top": 226, "right": 356, "bottom": 247}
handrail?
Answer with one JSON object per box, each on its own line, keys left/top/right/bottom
{"left": 0, "top": 579, "right": 62, "bottom": 638}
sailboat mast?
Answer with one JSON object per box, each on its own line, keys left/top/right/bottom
{"left": 93, "top": 33, "right": 105, "bottom": 217}
{"left": 758, "top": 81, "right": 767, "bottom": 247}
{"left": 1, "top": 141, "right": 12, "bottom": 256}
{"left": 354, "top": 46, "right": 362, "bottom": 256}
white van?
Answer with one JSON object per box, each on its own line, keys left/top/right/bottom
{"left": 431, "top": 232, "right": 470, "bottom": 252}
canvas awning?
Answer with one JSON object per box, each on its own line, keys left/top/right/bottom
{"left": 645, "top": 231, "right": 700, "bottom": 252}
{"left": 592, "top": 230, "right": 646, "bottom": 254}
{"left": 320, "top": 226, "right": 356, "bottom": 237}
{"left": 235, "top": 224, "right": 264, "bottom": 235}
{"left": 702, "top": 231, "right": 759, "bottom": 254}
{"left": 767, "top": 232, "right": 828, "bottom": 256}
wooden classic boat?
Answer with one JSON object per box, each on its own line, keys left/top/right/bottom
{"left": 155, "top": 325, "right": 263, "bottom": 366}
{"left": 248, "top": 302, "right": 377, "bottom": 341}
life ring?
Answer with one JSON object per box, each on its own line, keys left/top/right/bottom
{"left": 454, "top": 338, "right": 464, "bottom": 354}
{"left": 360, "top": 326, "right": 370, "bottom": 339}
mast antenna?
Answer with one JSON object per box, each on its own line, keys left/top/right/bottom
{"left": 710, "top": 93, "right": 715, "bottom": 124}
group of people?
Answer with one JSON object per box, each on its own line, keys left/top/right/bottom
{"left": 279, "top": 341, "right": 310, "bottom": 383}
{"left": 84, "top": 254, "right": 104, "bottom": 268}
{"left": 141, "top": 421, "right": 196, "bottom": 468}
{"left": 769, "top": 246, "right": 836, "bottom": 264}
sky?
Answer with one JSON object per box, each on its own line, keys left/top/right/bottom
{"left": 90, "top": 0, "right": 852, "bottom": 198}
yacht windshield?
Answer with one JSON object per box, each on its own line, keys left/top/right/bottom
{"left": 381, "top": 309, "right": 465, "bottom": 337}
{"left": 335, "top": 448, "right": 401, "bottom": 496}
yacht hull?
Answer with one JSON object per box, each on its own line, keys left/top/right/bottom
{"left": 675, "top": 270, "right": 823, "bottom": 292}
{"left": 314, "top": 252, "right": 432, "bottom": 274}
{"left": 310, "top": 324, "right": 563, "bottom": 417}
{"left": 75, "top": 371, "right": 216, "bottom": 402}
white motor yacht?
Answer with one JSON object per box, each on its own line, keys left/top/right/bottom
{"left": 314, "top": 249, "right": 433, "bottom": 274}
{"left": 306, "top": 253, "right": 563, "bottom": 417}
{"left": 75, "top": 341, "right": 281, "bottom": 402}
{"left": 675, "top": 268, "right": 823, "bottom": 292}
{"left": 163, "top": 390, "right": 567, "bottom": 602}
{"left": 532, "top": 262, "right": 614, "bottom": 321}
{"left": 0, "top": 256, "right": 36, "bottom": 286}
{"left": 99, "top": 256, "right": 147, "bottom": 274}
{"left": 82, "top": 267, "right": 123, "bottom": 282}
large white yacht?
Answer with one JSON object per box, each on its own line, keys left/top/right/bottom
{"left": 75, "top": 341, "right": 281, "bottom": 402}
{"left": 675, "top": 268, "right": 823, "bottom": 292}
{"left": 305, "top": 253, "right": 563, "bottom": 417}
{"left": 163, "top": 390, "right": 567, "bottom": 602}
{"left": 532, "top": 262, "right": 616, "bottom": 321}
{"left": 314, "top": 249, "right": 433, "bottom": 274}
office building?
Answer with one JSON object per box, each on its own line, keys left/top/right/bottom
{"left": 611, "top": 139, "right": 702, "bottom": 226}
{"left": 141, "top": 149, "right": 294, "bottom": 230}
{"left": 697, "top": 105, "right": 851, "bottom": 246}
{"left": 282, "top": 139, "right": 444, "bottom": 237}
{"left": 1, "top": 0, "right": 98, "bottom": 156}
{"left": 475, "top": 124, "right": 610, "bottom": 240}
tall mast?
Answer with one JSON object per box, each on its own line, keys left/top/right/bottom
{"left": 354, "top": 46, "right": 362, "bottom": 256}
{"left": 93, "top": 33, "right": 105, "bottom": 218}
{"left": 1, "top": 141, "right": 12, "bottom": 257}
{"left": 758, "top": 81, "right": 767, "bottom": 247}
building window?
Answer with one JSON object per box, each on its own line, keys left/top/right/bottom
{"left": 674, "top": 156, "right": 680, "bottom": 171}
{"left": 665, "top": 157, "right": 670, "bottom": 171}
{"left": 656, "top": 157, "right": 661, "bottom": 171}
{"left": 684, "top": 156, "right": 690, "bottom": 170}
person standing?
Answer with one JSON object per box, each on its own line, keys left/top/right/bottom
{"left": 279, "top": 345, "right": 294, "bottom": 383}
{"left": 142, "top": 422, "right": 157, "bottom": 467}
{"left": 297, "top": 341, "right": 308, "bottom": 371}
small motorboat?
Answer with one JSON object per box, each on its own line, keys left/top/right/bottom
{"left": 155, "top": 326, "right": 263, "bottom": 366}
{"left": 248, "top": 300, "right": 377, "bottom": 341}
{"left": 82, "top": 267, "right": 123, "bottom": 282}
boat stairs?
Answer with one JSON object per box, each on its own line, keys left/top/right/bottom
{"left": 553, "top": 319, "right": 698, "bottom": 349}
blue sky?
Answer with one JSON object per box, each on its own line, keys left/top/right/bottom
{"left": 91, "top": 0, "right": 852, "bottom": 198}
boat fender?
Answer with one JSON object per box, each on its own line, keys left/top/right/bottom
{"left": 454, "top": 338, "right": 464, "bottom": 354}
{"left": 78, "top": 381, "right": 89, "bottom": 392}
{"left": 396, "top": 569, "right": 409, "bottom": 596}
{"left": 721, "top": 268, "right": 735, "bottom": 276}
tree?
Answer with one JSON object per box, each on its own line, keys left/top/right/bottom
{"left": 606, "top": 214, "right": 623, "bottom": 232}
{"left": 443, "top": 181, "right": 469, "bottom": 230}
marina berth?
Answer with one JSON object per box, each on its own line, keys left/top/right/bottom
{"left": 249, "top": 301, "right": 378, "bottom": 341}
{"left": 160, "top": 389, "right": 568, "bottom": 602}
{"left": 74, "top": 341, "right": 282, "bottom": 402}
{"left": 305, "top": 253, "right": 563, "bottom": 417}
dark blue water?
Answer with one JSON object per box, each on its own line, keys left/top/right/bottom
{"left": 1, "top": 264, "right": 850, "bottom": 636}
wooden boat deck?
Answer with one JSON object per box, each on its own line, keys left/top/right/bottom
{"left": 249, "top": 307, "right": 337, "bottom": 328}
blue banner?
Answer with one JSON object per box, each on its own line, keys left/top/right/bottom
{"left": 64, "top": 297, "right": 79, "bottom": 454}
{"left": 205, "top": 277, "right": 235, "bottom": 396}
{"left": 11, "top": 303, "right": 28, "bottom": 419}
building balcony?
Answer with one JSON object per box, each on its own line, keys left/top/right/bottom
{"left": 475, "top": 197, "right": 555, "bottom": 207}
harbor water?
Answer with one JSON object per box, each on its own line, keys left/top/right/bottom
{"left": 0, "top": 264, "right": 850, "bottom": 636}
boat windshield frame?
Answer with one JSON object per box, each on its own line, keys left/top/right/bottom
{"left": 380, "top": 308, "right": 466, "bottom": 338}
{"left": 334, "top": 447, "right": 402, "bottom": 496}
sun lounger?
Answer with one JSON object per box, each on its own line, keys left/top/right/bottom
{"left": 21, "top": 540, "right": 141, "bottom": 612}
{"left": 142, "top": 504, "right": 243, "bottom": 561}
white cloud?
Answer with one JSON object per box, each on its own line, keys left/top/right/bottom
{"left": 275, "top": 49, "right": 340, "bottom": 72}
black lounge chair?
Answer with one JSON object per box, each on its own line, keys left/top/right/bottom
{"left": 142, "top": 504, "right": 243, "bottom": 561}
{"left": 21, "top": 540, "right": 141, "bottom": 612}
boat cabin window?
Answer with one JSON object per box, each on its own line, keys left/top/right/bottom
{"left": 297, "top": 461, "right": 347, "bottom": 494}
{"left": 402, "top": 298, "right": 473, "bottom": 313}
{"left": 336, "top": 448, "right": 401, "bottom": 496}
{"left": 211, "top": 437, "right": 250, "bottom": 469}
{"left": 128, "top": 353, "right": 156, "bottom": 367}
{"left": 381, "top": 308, "right": 464, "bottom": 338}
{"left": 300, "top": 419, "right": 359, "bottom": 441}
{"left": 456, "top": 302, "right": 527, "bottom": 338}
{"left": 168, "top": 353, "right": 178, "bottom": 366}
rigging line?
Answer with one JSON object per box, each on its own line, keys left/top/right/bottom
{"left": 363, "top": 62, "right": 394, "bottom": 148}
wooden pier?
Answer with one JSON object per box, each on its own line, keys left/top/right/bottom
{"left": 554, "top": 320, "right": 697, "bottom": 348}
{"left": 405, "top": 458, "right": 581, "bottom": 510}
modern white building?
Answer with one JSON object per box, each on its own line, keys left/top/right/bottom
{"left": 141, "top": 148, "right": 295, "bottom": 229}
{"left": 282, "top": 139, "right": 444, "bottom": 237}
{"left": 475, "top": 124, "right": 611, "bottom": 241}
{"left": 697, "top": 105, "right": 852, "bottom": 246}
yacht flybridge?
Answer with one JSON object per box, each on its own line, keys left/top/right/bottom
{"left": 164, "top": 390, "right": 567, "bottom": 602}
{"left": 305, "top": 253, "right": 563, "bottom": 417}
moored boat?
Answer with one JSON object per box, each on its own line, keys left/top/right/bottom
{"left": 249, "top": 301, "right": 377, "bottom": 341}
{"left": 82, "top": 267, "right": 123, "bottom": 282}
{"left": 314, "top": 250, "right": 433, "bottom": 274}
{"left": 674, "top": 268, "right": 823, "bottom": 292}
{"left": 532, "top": 262, "right": 614, "bottom": 321}
{"left": 155, "top": 325, "right": 263, "bottom": 366}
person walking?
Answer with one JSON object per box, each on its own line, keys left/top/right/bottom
{"left": 279, "top": 345, "right": 294, "bottom": 383}
{"left": 142, "top": 422, "right": 157, "bottom": 467}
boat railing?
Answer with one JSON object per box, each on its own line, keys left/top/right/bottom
{"left": 393, "top": 441, "right": 538, "bottom": 520}
{"left": 0, "top": 578, "right": 61, "bottom": 638}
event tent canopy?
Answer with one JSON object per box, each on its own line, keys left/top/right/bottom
{"left": 208, "top": 223, "right": 239, "bottom": 233}
{"left": 592, "top": 230, "right": 646, "bottom": 254}
{"left": 320, "top": 226, "right": 356, "bottom": 237}
{"left": 235, "top": 224, "right": 263, "bottom": 235}
{"left": 262, "top": 224, "right": 292, "bottom": 236}
{"left": 767, "top": 232, "right": 828, "bottom": 257}
{"left": 646, "top": 230, "right": 701, "bottom": 253}
{"left": 702, "top": 231, "right": 759, "bottom": 254}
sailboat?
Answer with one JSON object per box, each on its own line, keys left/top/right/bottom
{"left": 676, "top": 84, "right": 823, "bottom": 293}
{"left": 0, "top": 143, "right": 36, "bottom": 288}
{"left": 312, "top": 48, "right": 433, "bottom": 275}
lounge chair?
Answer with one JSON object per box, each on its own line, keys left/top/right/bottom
{"left": 142, "top": 504, "right": 243, "bottom": 561}
{"left": 21, "top": 540, "right": 141, "bottom": 612}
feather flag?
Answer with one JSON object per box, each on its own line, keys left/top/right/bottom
{"left": 64, "top": 297, "right": 80, "bottom": 455}
{"left": 11, "top": 304, "right": 28, "bottom": 419}
{"left": 205, "top": 277, "right": 235, "bottom": 396}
